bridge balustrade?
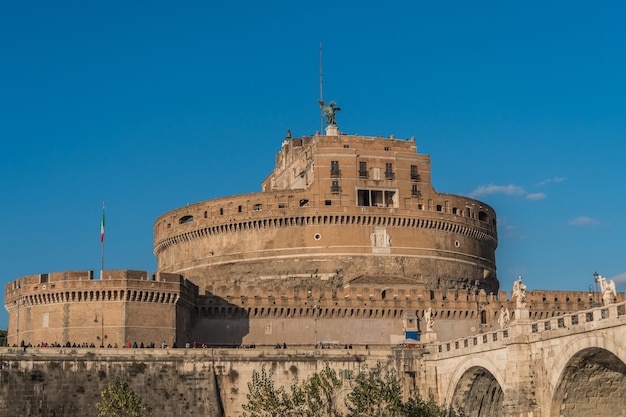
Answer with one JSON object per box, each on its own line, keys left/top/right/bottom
{"left": 431, "top": 301, "right": 625, "bottom": 356}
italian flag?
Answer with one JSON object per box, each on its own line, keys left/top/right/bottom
{"left": 100, "top": 204, "right": 105, "bottom": 243}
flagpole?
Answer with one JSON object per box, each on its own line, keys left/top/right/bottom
{"left": 101, "top": 202, "right": 105, "bottom": 279}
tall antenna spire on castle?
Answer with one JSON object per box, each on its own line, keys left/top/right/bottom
{"left": 318, "top": 41, "right": 341, "bottom": 135}
{"left": 319, "top": 40, "right": 323, "bottom": 133}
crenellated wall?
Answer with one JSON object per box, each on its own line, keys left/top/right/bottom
{"left": 189, "top": 283, "right": 624, "bottom": 346}
{"left": 4, "top": 270, "right": 198, "bottom": 348}
{"left": 6, "top": 268, "right": 622, "bottom": 349}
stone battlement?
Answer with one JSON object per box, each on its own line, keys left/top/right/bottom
{"left": 3, "top": 270, "right": 198, "bottom": 348}
{"left": 4, "top": 270, "right": 198, "bottom": 312}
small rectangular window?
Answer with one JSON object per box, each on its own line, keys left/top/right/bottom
{"left": 254, "top": 204, "right": 262, "bottom": 211}
{"left": 331, "top": 181, "right": 341, "bottom": 193}
{"left": 331, "top": 161, "right": 341, "bottom": 177}
{"left": 411, "top": 165, "right": 420, "bottom": 182}
{"left": 359, "top": 161, "right": 368, "bottom": 178}
{"left": 325, "top": 200, "right": 332, "bottom": 206}
{"left": 238, "top": 205, "right": 243, "bottom": 213}
{"left": 385, "top": 163, "right": 394, "bottom": 180}
{"left": 358, "top": 190, "right": 370, "bottom": 206}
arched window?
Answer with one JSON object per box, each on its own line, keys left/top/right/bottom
{"left": 179, "top": 215, "right": 194, "bottom": 224}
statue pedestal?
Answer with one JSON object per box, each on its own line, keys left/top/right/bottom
{"left": 325, "top": 125, "right": 339, "bottom": 136}
{"left": 514, "top": 308, "right": 530, "bottom": 321}
{"left": 421, "top": 331, "right": 438, "bottom": 343}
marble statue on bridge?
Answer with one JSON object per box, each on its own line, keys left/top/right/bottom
{"left": 512, "top": 277, "right": 527, "bottom": 308}
{"left": 597, "top": 275, "right": 617, "bottom": 306}
{"left": 498, "top": 307, "right": 510, "bottom": 328}
{"left": 424, "top": 307, "right": 434, "bottom": 332}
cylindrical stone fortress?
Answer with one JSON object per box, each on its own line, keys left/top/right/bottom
{"left": 154, "top": 133, "right": 498, "bottom": 295}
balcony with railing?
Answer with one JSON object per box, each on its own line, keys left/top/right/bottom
{"left": 330, "top": 169, "right": 342, "bottom": 178}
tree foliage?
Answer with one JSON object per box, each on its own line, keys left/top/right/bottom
{"left": 242, "top": 363, "right": 448, "bottom": 417}
{"left": 96, "top": 377, "right": 152, "bottom": 417}
{"left": 242, "top": 364, "right": 343, "bottom": 417}
{"left": 241, "top": 366, "right": 294, "bottom": 417}
{"left": 298, "top": 363, "right": 343, "bottom": 417}
{"left": 345, "top": 364, "right": 404, "bottom": 417}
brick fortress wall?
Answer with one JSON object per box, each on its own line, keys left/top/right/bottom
{"left": 4, "top": 270, "right": 197, "bottom": 348}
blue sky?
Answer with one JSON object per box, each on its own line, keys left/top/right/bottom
{"left": 2, "top": 1, "right": 626, "bottom": 329}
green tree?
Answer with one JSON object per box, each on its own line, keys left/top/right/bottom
{"left": 299, "top": 363, "right": 343, "bottom": 417}
{"left": 96, "top": 377, "right": 152, "bottom": 417}
{"left": 242, "top": 364, "right": 343, "bottom": 417}
{"left": 345, "top": 364, "right": 404, "bottom": 417}
{"left": 403, "top": 390, "right": 447, "bottom": 417}
{"left": 242, "top": 366, "right": 295, "bottom": 417}
{"left": 242, "top": 362, "right": 450, "bottom": 417}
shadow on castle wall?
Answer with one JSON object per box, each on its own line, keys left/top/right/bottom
{"left": 190, "top": 291, "right": 250, "bottom": 347}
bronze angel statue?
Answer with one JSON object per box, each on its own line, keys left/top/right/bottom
{"left": 318, "top": 100, "right": 341, "bottom": 126}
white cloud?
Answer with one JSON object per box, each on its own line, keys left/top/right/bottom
{"left": 526, "top": 192, "right": 546, "bottom": 201}
{"left": 568, "top": 216, "right": 598, "bottom": 226}
{"left": 470, "top": 184, "right": 525, "bottom": 198}
{"left": 537, "top": 176, "right": 567, "bottom": 186}
{"left": 611, "top": 272, "right": 626, "bottom": 284}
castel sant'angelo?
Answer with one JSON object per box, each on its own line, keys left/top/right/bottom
{"left": 4, "top": 102, "right": 620, "bottom": 349}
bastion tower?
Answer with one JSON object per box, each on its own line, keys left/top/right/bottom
{"left": 153, "top": 108, "right": 499, "bottom": 298}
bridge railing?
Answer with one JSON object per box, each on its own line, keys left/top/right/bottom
{"left": 530, "top": 301, "right": 625, "bottom": 334}
{"left": 429, "top": 301, "right": 626, "bottom": 357}
{"left": 433, "top": 327, "right": 511, "bottom": 355}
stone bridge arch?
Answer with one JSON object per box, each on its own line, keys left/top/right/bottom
{"left": 546, "top": 333, "right": 626, "bottom": 417}
{"left": 444, "top": 355, "right": 506, "bottom": 417}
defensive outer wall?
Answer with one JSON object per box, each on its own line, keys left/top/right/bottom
{"left": 0, "top": 301, "right": 624, "bottom": 417}
{"left": 6, "top": 269, "right": 621, "bottom": 348}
